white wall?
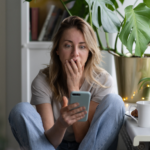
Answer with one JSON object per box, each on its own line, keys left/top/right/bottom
{"left": 5, "top": 0, "right": 21, "bottom": 149}
{"left": 0, "top": 0, "right": 6, "bottom": 142}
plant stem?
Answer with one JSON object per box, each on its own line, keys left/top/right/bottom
{"left": 105, "top": 33, "right": 111, "bottom": 48}
{"left": 60, "top": 0, "right": 72, "bottom": 16}
{"left": 88, "top": 5, "right": 93, "bottom": 27}
{"left": 95, "top": 27, "right": 105, "bottom": 50}
{"left": 114, "top": 33, "right": 128, "bottom": 57}
{"left": 115, "top": 33, "right": 119, "bottom": 53}
{"left": 101, "top": 48, "right": 125, "bottom": 57}
{"left": 121, "top": 43, "right": 124, "bottom": 54}
{"left": 116, "top": 10, "right": 124, "bottom": 19}
{"left": 133, "top": 0, "right": 139, "bottom": 8}
{"left": 64, "top": 0, "right": 74, "bottom": 4}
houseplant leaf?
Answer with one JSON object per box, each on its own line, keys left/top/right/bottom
{"left": 85, "top": 0, "right": 121, "bottom": 33}
{"left": 119, "top": 3, "right": 150, "bottom": 57}
{"left": 107, "top": 0, "right": 125, "bottom": 10}
{"left": 119, "top": 0, "right": 124, "bottom": 4}
{"left": 106, "top": 0, "right": 119, "bottom": 11}
{"left": 138, "top": 77, "right": 150, "bottom": 91}
{"left": 138, "top": 77, "right": 150, "bottom": 85}
{"left": 143, "top": 0, "right": 150, "bottom": 8}
{"left": 68, "top": 0, "right": 89, "bottom": 19}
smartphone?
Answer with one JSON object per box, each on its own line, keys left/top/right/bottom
{"left": 69, "top": 91, "right": 91, "bottom": 122}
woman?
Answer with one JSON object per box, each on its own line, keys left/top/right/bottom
{"left": 9, "top": 16, "right": 125, "bottom": 150}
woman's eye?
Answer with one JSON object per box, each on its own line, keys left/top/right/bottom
{"left": 80, "top": 45, "right": 86, "bottom": 49}
{"left": 65, "top": 44, "right": 71, "bottom": 48}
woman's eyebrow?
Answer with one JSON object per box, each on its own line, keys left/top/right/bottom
{"left": 63, "top": 40, "right": 86, "bottom": 44}
{"left": 63, "top": 40, "right": 72, "bottom": 43}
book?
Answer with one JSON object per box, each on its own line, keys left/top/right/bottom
{"left": 31, "top": 7, "right": 39, "bottom": 41}
{"left": 57, "top": 10, "right": 69, "bottom": 31}
{"left": 29, "top": 8, "right": 32, "bottom": 41}
{"left": 38, "top": 5, "right": 55, "bottom": 41}
{"left": 51, "top": 13, "right": 62, "bottom": 40}
{"left": 51, "top": 10, "right": 70, "bottom": 40}
{"left": 54, "top": 1, "right": 75, "bottom": 31}
{"left": 43, "top": 7, "right": 62, "bottom": 41}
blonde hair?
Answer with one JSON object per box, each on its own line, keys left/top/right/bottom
{"left": 43, "top": 16, "right": 107, "bottom": 101}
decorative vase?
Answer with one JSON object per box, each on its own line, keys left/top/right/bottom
{"left": 114, "top": 55, "right": 150, "bottom": 103}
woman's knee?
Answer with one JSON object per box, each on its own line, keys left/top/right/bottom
{"left": 8, "top": 102, "right": 34, "bottom": 126}
{"left": 98, "top": 93, "right": 125, "bottom": 116}
{"left": 104, "top": 93, "right": 124, "bottom": 108}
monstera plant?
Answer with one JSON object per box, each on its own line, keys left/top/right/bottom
{"left": 65, "top": 0, "right": 150, "bottom": 57}
{"left": 26, "top": 0, "right": 150, "bottom": 102}
{"left": 26, "top": 0, "right": 150, "bottom": 57}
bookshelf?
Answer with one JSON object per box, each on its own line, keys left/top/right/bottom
{"left": 21, "top": 0, "right": 67, "bottom": 102}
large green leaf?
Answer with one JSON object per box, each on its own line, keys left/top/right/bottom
{"left": 144, "top": 0, "right": 150, "bottom": 8}
{"left": 119, "top": 0, "right": 124, "bottom": 4}
{"left": 106, "top": 0, "right": 125, "bottom": 10}
{"left": 68, "top": 0, "right": 89, "bottom": 19}
{"left": 85, "top": 0, "right": 121, "bottom": 33}
{"left": 119, "top": 3, "right": 150, "bottom": 57}
{"left": 106, "top": 0, "right": 119, "bottom": 11}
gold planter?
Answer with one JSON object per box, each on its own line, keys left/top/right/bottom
{"left": 114, "top": 55, "right": 150, "bottom": 103}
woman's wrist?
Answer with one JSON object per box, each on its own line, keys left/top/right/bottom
{"left": 44, "top": 118, "right": 67, "bottom": 148}
{"left": 57, "top": 117, "right": 68, "bottom": 130}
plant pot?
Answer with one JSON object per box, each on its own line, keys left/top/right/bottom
{"left": 114, "top": 55, "right": 150, "bottom": 103}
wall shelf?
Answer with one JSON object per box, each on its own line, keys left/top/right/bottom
{"left": 22, "top": 42, "right": 53, "bottom": 50}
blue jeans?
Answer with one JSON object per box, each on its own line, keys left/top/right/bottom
{"left": 8, "top": 93, "right": 125, "bottom": 150}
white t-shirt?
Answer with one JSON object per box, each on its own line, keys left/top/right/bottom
{"left": 30, "top": 69, "right": 115, "bottom": 141}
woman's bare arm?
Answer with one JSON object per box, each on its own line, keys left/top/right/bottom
{"left": 72, "top": 100, "right": 99, "bottom": 143}
{"left": 36, "top": 96, "right": 86, "bottom": 148}
{"left": 36, "top": 103, "right": 67, "bottom": 149}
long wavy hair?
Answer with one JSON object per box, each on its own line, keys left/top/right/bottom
{"left": 43, "top": 16, "right": 107, "bottom": 102}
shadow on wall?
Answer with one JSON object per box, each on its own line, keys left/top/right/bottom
{"left": 101, "top": 51, "right": 113, "bottom": 75}
{"left": 0, "top": 118, "right": 7, "bottom": 150}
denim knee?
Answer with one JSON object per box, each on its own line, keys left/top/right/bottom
{"left": 96, "top": 93, "right": 125, "bottom": 121}
{"left": 103, "top": 93, "right": 125, "bottom": 112}
{"left": 8, "top": 102, "right": 33, "bottom": 126}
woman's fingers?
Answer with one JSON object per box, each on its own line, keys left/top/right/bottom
{"left": 67, "top": 103, "right": 79, "bottom": 111}
{"left": 61, "top": 102, "right": 79, "bottom": 114}
{"left": 60, "top": 104, "right": 87, "bottom": 127}
{"left": 65, "top": 60, "right": 74, "bottom": 75}
{"left": 71, "top": 111, "right": 87, "bottom": 122}
{"left": 64, "top": 60, "right": 71, "bottom": 77}
{"left": 69, "top": 106, "right": 86, "bottom": 116}
{"left": 65, "top": 59, "right": 82, "bottom": 75}
{"left": 62, "top": 96, "right": 68, "bottom": 108}
{"left": 70, "top": 59, "right": 79, "bottom": 73}
{"left": 76, "top": 59, "right": 82, "bottom": 73}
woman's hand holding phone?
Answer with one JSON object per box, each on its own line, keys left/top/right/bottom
{"left": 58, "top": 96, "right": 87, "bottom": 129}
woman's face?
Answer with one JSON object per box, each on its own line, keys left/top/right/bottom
{"left": 56, "top": 27, "right": 89, "bottom": 72}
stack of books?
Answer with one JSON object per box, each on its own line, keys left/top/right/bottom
{"left": 30, "top": 1, "right": 75, "bottom": 41}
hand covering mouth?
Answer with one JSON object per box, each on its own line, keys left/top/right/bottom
{"left": 68, "top": 59, "right": 77, "bottom": 64}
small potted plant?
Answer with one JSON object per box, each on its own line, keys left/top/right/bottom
{"left": 25, "top": 0, "right": 150, "bottom": 103}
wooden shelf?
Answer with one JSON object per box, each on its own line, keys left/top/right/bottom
{"left": 22, "top": 41, "right": 53, "bottom": 49}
